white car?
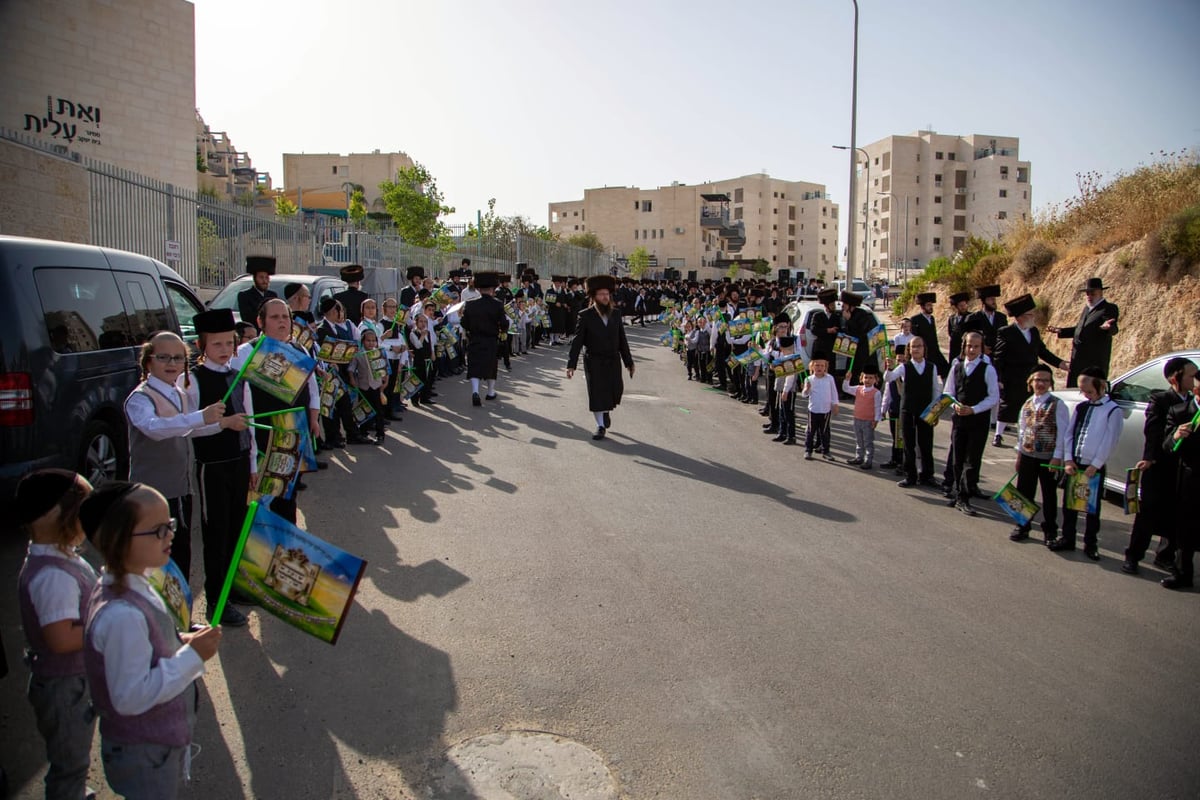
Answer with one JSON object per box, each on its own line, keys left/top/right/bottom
{"left": 781, "top": 300, "right": 881, "bottom": 373}
{"left": 833, "top": 278, "right": 876, "bottom": 310}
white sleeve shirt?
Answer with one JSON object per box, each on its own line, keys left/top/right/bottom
{"left": 27, "top": 544, "right": 97, "bottom": 626}
{"left": 88, "top": 572, "right": 205, "bottom": 716}
{"left": 1065, "top": 397, "right": 1124, "bottom": 468}
{"left": 125, "top": 376, "right": 206, "bottom": 441}
{"left": 943, "top": 357, "right": 999, "bottom": 414}
{"left": 178, "top": 364, "right": 258, "bottom": 469}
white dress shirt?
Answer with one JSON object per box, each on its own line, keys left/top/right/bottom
{"left": 26, "top": 544, "right": 97, "bottom": 626}
{"left": 1015, "top": 391, "right": 1071, "bottom": 460}
{"left": 126, "top": 376, "right": 206, "bottom": 440}
{"left": 944, "top": 356, "right": 1000, "bottom": 414}
{"left": 87, "top": 572, "right": 205, "bottom": 716}
{"left": 884, "top": 359, "right": 945, "bottom": 398}
{"left": 1066, "top": 396, "right": 1124, "bottom": 468}
{"left": 177, "top": 362, "right": 257, "bottom": 469}
{"left": 801, "top": 373, "right": 839, "bottom": 413}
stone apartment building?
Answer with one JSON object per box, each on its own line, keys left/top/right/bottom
{"left": 549, "top": 173, "right": 839, "bottom": 282}
{"left": 853, "top": 131, "right": 1032, "bottom": 279}
{"left": 282, "top": 151, "right": 416, "bottom": 212}
{"left": 196, "top": 112, "right": 272, "bottom": 204}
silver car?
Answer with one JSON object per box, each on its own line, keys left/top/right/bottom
{"left": 1052, "top": 349, "right": 1200, "bottom": 494}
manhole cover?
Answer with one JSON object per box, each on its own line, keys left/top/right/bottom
{"left": 434, "top": 730, "right": 619, "bottom": 799}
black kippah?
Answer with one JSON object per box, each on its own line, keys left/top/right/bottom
{"left": 14, "top": 469, "right": 78, "bottom": 526}
{"left": 78, "top": 481, "right": 138, "bottom": 542}
{"left": 283, "top": 282, "right": 304, "bottom": 300}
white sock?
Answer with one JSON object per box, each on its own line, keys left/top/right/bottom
{"left": 486, "top": 380, "right": 496, "bottom": 395}
{"left": 594, "top": 411, "right": 606, "bottom": 428}
{"left": 471, "top": 378, "right": 480, "bottom": 394}
{"left": 995, "top": 422, "right": 1006, "bottom": 437}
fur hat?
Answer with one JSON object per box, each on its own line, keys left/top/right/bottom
{"left": 949, "top": 291, "right": 970, "bottom": 305}
{"left": 840, "top": 291, "right": 863, "bottom": 308}
{"left": 773, "top": 313, "right": 791, "bottom": 327}
{"left": 245, "top": 256, "right": 275, "bottom": 276}
{"left": 473, "top": 271, "right": 501, "bottom": 289}
{"left": 817, "top": 288, "right": 838, "bottom": 305}
{"left": 1003, "top": 293, "right": 1036, "bottom": 317}
{"left": 406, "top": 266, "right": 425, "bottom": 280}
{"left": 917, "top": 292, "right": 937, "bottom": 305}
{"left": 339, "top": 264, "right": 364, "bottom": 283}
{"left": 586, "top": 274, "right": 617, "bottom": 296}
{"left": 976, "top": 284, "right": 1001, "bottom": 300}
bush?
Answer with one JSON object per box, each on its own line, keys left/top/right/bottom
{"left": 971, "top": 253, "right": 1012, "bottom": 286}
{"left": 1012, "top": 240, "right": 1057, "bottom": 279}
{"left": 1158, "top": 202, "right": 1200, "bottom": 277}
{"left": 1033, "top": 296, "right": 1053, "bottom": 329}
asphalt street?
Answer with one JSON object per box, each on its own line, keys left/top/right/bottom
{"left": 3, "top": 324, "right": 1198, "bottom": 799}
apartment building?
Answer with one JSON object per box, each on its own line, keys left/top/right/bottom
{"left": 196, "top": 112, "right": 272, "bottom": 203}
{"left": 282, "top": 151, "right": 416, "bottom": 212}
{"left": 852, "top": 131, "right": 1032, "bottom": 279}
{"left": 549, "top": 173, "right": 839, "bottom": 281}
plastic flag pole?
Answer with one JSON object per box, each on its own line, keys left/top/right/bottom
{"left": 1172, "top": 407, "right": 1200, "bottom": 452}
{"left": 221, "top": 336, "right": 265, "bottom": 404}
{"left": 247, "top": 406, "right": 305, "bottom": 419}
{"left": 208, "top": 501, "right": 258, "bottom": 626}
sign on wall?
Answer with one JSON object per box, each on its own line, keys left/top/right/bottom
{"left": 22, "top": 95, "right": 103, "bottom": 146}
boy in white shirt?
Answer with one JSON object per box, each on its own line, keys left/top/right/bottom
{"left": 801, "top": 356, "right": 839, "bottom": 460}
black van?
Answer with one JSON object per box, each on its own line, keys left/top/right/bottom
{"left": 0, "top": 236, "right": 206, "bottom": 500}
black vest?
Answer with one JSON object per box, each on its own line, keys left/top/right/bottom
{"left": 900, "top": 362, "right": 935, "bottom": 414}
{"left": 248, "top": 341, "right": 311, "bottom": 453}
{"left": 953, "top": 359, "right": 989, "bottom": 407}
{"left": 190, "top": 364, "right": 249, "bottom": 463}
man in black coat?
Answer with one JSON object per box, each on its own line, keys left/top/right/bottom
{"left": 1122, "top": 357, "right": 1195, "bottom": 575}
{"left": 991, "top": 293, "right": 1065, "bottom": 446}
{"left": 237, "top": 255, "right": 278, "bottom": 324}
{"left": 946, "top": 291, "right": 972, "bottom": 366}
{"left": 399, "top": 266, "right": 424, "bottom": 310}
{"left": 909, "top": 292, "right": 949, "bottom": 377}
{"left": 841, "top": 291, "right": 879, "bottom": 385}
{"left": 1161, "top": 377, "right": 1200, "bottom": 589}
{"left": 332, "top": 264, "right": 369, "bottom": 325}
{"left": 963, "top": 284, "right": 1007, "bottom": 356}
{"left": 1049, "top": 277, "right": 1119, "bottom": 388}
{"left": 809, "top": 288, "right": 840, "bottom": 364}
{"left": 460, "top": 271, "right": 507, "bottom": 406}
{"left": 566, "top": 274, "right": 635, "bottom": 441}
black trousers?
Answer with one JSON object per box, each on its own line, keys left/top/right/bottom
{"left": 886, "top": 415, "right": 903, "bottom": 464}
{"left": 197, "top": 456, "right": 250, "bottom": 604}
{"left": 730, "top": 363, "right": 745, "bottom": 397}
{"left": 714, "top": 341, "right": 730, "bottom": 388}
{"left": 384, "top": 361, "right": 402, "bottom": 412}
{"left": 1126, "top": 466, "right": 1177, "bottom": 563}
{"left": 806, "top": 411, "right": 831, "bottom": 453}
{"left": 765, "top": 379, "right": 779, "bottom": 429}
{"left": 1061, "top": 465, "right": 1106, "bottom": 547}
{"left": 778, "top": 392, "right": 796, "bottom": 440}
{"left": 323, "top": 391, "right": 358, "bottom": 443}
{"left": 696, "top": 350, "right": 712, "bottom": 384}
{"left": 1015, "top": 453, "right": 1059, "bottom": 537}
{"left": 359, "top": 386, "right": 385, "bottom": 436}
{"left": 951, "top": 415, "right": 990, "bottom": 501}
{"left": 742, "top": 366, "right": 759, "bottom": 403}
{"left": 166, "top": 494, "right": 194, "bottom": 582}
{"left": 686, "top": 349, "right": 698, "bottom": 377}
{"left": 901, "top": 411, "right": 935, "bottom": 481}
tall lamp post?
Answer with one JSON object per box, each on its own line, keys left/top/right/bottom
{"left": 844, "top": 0, "right": 860, "bottom": 283}
{"left": 877, "top": 191, "right": 909, "bottom": 286}
{"left": 833, "top": 145, "right": 869, "bottom": 283}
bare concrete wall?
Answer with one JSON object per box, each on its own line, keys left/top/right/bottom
{"left": 0, "top": 138, "right": 90, "bottom": 242}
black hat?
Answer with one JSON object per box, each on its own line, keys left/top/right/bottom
{"left": 552, "top": 275, "right": 568, "bottom": 283}
{"left": 245, "top": 256, "right": 276, "bottom": 276}
{"left": 193, "top": 308, "right": 236, "bottom": 334}
{"left": 917, "top": 292, "right": 937, "bottom": 305}
{"left": 339, "top": 264, "right": 364, "bottom": 283}
{"left": 818, "top": 288, "right": 838, "bottom": 305}
{"left": 777, "top": 335, "right": 797, "bottom": 348}
{"left": 860, "top": 362, "right": 880, "bottom": 375}
{"left": 515, "top": 262, "right": 529, "bottom": 271}
{"left": 949, "top": 291, "right": 970, "bottom": 305}
{"left": 1028, "top": 363, "right": 1053, "bottom": 377}
{"left": 78, "top": 481, "right": 138, "bottom": 542}
{"left": 499, "top": 273, "right": 512, "bottom": 284}
{"left": 283, "top": 282, "right": 304, "bottom": 300}
{"left": 1079, "top": 277, "right": 1109, "bottom": 292}
{"left": 461, "top": 257, "right": 472, "bottom": 266}
{"left": 406, "top": 266, "right": 425, "bottom": 280}
{"left": 1004, "top": 293, "right": 1036, "bottom": 317}
{"left": 14, "top": 469, "right": 81, "bottom": 526}
{"left": 1163, "top": 357, "right": 1197, "bottom": 380}
{"left": 586, "top": 274, "right": 617, "bottom": 295}
{"left": 895, "top": 343, "right": 907, "bottom": 354}
{"left": 1079, "top": 365, "right": 1107, "bottom": 382}
{"left": 773, "top": 313, "right": 791, "bottom": 327}
{"left": 841, "top": 291, "right": 862, "bottom": 308}
{"left": 473, "top": 271, "right": 501, "bottom": 289}
{"left": 318, "top": 297, "right": 339, "bottom": 316}
{"left": 976, "top": 284, "right": 1001, "bottom": 300}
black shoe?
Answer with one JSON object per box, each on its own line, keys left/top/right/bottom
{"left": 784, "top": 438, "right": 797, "bottom": 445}
{"left": 846, "top": 457, "right": 863, "bottom": 465}
{"left": 805, "top": 451, "right": 814, "bottom": 461}
{"left": 762, "top": 427, "right": 779, "bottom": 435}
{"left": 772, "top": 434, "right": 787, "bottom": 442}
{"left": 822, "top": 452, "right": 836, "bottom": 461}
{"left": 1047, "top": 538, "right": 1076, "bottom": 552}
{"left": 918, "top": 478, "right": 940, "bottom": 488}
{"left": 945, "top": 497, "right": 959, "bottom": 508}
{"left": 316, "top": 460, "right": 329, "bottom": 470}
{"left": 880, "top": 461, "right": 898, "bottom": 469}
{"left": 603, "top": 412, "right": 611, "bottom": 428}
{"left": 1084, "top": 544, "right": 1100, "bottom": 561}
{"left": 1120, "top": 559, "right": 1138, "bottom": 574}
{"left": 329, "top": 438, "right": 347, "bottom": 449}
{"left": 1010, "top": 529, "right": 1030, "bottom": 542}
{"left": 860, "top": 462, "right": 873, "bottom": 470}
{"left": 1153, "top": 554, "right": 1175, "bottom": 570}
{"left": 295, "top": 480, "right": 309, "bottom": 491}
{"left": 1161, "top": 575, "right": 1194, "bottom": 590}
{"left": 956, "top": 500, "right": 978, "bottom": 517}
{"left": 897, "top": 478, "right": 917, "bottom": 487}
{"left": 209, "top": 605, "right": 248, "bottom": 628}
{"left": 592, "top": 426, "right": 606, "bottom": 440}
{"left": 485, "top": 393, "right": 498, "bottom": 400}
{"left": 992, "top": 434, "right": 1004, "bottom": 447}
{"left": 472, "top": 393, "right": 482, "bottom": 406}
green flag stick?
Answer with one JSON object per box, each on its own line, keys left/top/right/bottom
{"left": 220, "top": 336, "right": 266, "bottom": 404}
{"left": 247, "top": 421, "right": 275, "bottom": 432}
{"left": 1171, "top": 407, "right": 1200, "bottom": 452}
{"left": 208, "top": 501, "right": 258, "bottom": 626}
{"left": 247, "top": 406, "right": 305, "bottom": 419}
{"left": 1041, "top": 463, "right": 1066, "bottom": 471}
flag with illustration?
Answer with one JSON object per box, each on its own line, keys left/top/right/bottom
{"left": 363, "top": 348, "right": 388, "bottom": 383}
{"left": 832, "top": 332, "right": 858, "bottom": 359}
{"left": 348, "top": 387, "right": 376, "bottom": 427}
{"left": 1063, "top": 470, "right": 1101, "bottom": 515}
{"left": 867, "top": 324, "right": 889, "bottom": 355}
{"left": 318, "top": 370, "right": 346, "bottom": 419}
{"left": 734, "top": 347, "right": 765, "bottom": 368}
{"left": 147, "top": 559, "right": 192, "bottom": 632}
{"left": 921, "top": 393, "right": 958, "bottom": 427}
{"left": 727, "top": 318, "right": 753, "bottom": 337}
{"left": 399, "top": 367, "right": 424, "bottom": 399}
{"left": 317, "top": 338, "right": 359, "bottom": 365}
{"left": 772, "top": 353, "right": 807, "bottom": 378}
{"left": 250, "top": 407, "right": 316, "bottom": 501}
{"left": 993, "top": 475, "right": 1040, "bottom": 527}
{"left": 291, "top": 321, "right": 314, "bottom": 352}
{"left": 209, "top": 501, "right": 367, "bottom": 644}
{"left": 239, "top": 336, "right": 318, "bottom": 405}
{"left": 1123, "top": 467, "right": 1141, "bottom": 515}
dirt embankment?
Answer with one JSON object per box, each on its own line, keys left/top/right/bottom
{"left": 901, "top": 237, "right": 1200, "bottom": 377}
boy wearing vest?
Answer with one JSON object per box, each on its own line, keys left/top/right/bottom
{"left": 81, "top": 483, "right": 222, "bottom": 800}
{"left": 772, "top": 335, "right": 800, "bottom": 445}
{"left": 843, "top": 363, "right": 883, "bottom": 469}
{"left": 1010, "top": 365, "right": 1071, "bottom": 542}
{"left": 880, "top": 343, "right": 907, "bottom": 472}
{"left": 179, "top": 310, "right": 253, "bottom": 627}
{"left": 944, "top": 332, "right": 1001, "bottom": 516}
{"left": 16, "top": 469, "right": 97, "bottom": 800}
{"left": 888, "top": 337, "right": 944, "bottom": 488}
{"left": 124, "top": 332, "right": 231, "bottom": 582}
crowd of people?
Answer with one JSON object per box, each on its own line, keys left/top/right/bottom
{"left": 10, "top": 258, "right": 1196, "bottom": 800}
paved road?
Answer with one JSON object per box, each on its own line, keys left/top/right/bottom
{"left": 3, "top": 325, "right": 1198, "bottom": 799}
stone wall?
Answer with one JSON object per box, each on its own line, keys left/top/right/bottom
{"left": 0, "top": 138, "right": 90, "bottom": 242}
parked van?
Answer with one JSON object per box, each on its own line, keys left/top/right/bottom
{"left": 0, "top": 236, "right": 206, "bottom": 500}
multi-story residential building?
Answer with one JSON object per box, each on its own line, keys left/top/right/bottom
{"left": 549, "top": 173, "right": 839, "bottom": 282}
{"left": 282, "top": 151, "right": 416, "bottom": 212}
{"left": 196, "top": 112, "right": 271, "bottom": 204}
{"left": 852, "top": 131, "right": 1032, "bottom": 280}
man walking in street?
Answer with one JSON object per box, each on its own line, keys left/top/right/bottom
{"left": 460, "top": 271, "right": 506, "bottom": 406}
{"left": 566, "top": 275, "right": 635, "bottom": 441}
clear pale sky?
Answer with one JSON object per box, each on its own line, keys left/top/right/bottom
{"left": 194, "top": 0, "right": 1200, "bottom": 261}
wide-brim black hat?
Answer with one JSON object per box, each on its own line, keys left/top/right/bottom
{"left": 473, "top": 271, "right": 501, "bottom": 289}
{"left": 949, "top": 291, "right": 970, "bottom": 305}
{"left": 1079, "top": 277, "right": 1109, "bottom": 292}
{"left": 586, "top": 275, "right": 617, "bottom": 295}
{"left": 245, "top": 256, "right": 276, "bottom": 276}
{"left": 194, "top": 308, "right": 237, "bottom": 335}
{"left": 817, "top": 289, "right": 838, "bottom": 304}
{"left": 1004, "top": 293, "right": 1036, "bottom": 317}
{"left": 917, "top": 292, "right": 937, "bottom": 305}
{"left": 976, "top": 284, "right": 1001, "bottom": 300}
{"left": 339, "top": 264, "right": 364, "bottom": 282}
{"left": 406, "top": 266, "right": 425, "bottom": 280}
{"left": 840, "top": 291, "right": 862, "bottom": 307}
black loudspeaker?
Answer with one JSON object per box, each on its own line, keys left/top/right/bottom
{"left": 778, "top": 269, "right": 791, "bottom": 285}
{"left": 687, "top": 270, "right": 697, "bottom": 282}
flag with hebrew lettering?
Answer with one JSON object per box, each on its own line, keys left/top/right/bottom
{"left": 243, "top": 336, "right": 317, "bottom": 405}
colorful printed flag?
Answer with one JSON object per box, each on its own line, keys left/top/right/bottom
{"left": 735, "top": 347, "right": 764, "bottom": 368}
{"left": 291, "top": 321, "right": 314, "bottom": 352}
{"left": 772, "top": 353, "right": 806, "bottom": 378}
{"left": 147, "top": 559, "right": 192, "bottom": 632}
{"left": 399, "top": 369, "right": 424, "bottom": 399}
{"left": 1123, "top": 467, "right": 1141, "bottom": 515}
{"left": 1063, "top": 471, "right": 1102, "bottom": 515}
{"left": 318, "top": 371, "right": 345, "bottom": 419}
{"left": 348, "top": 387, "right": 375, "bottom": 427}
{"left": 921, "top": 393, "right": 958, "bottom": 427}
{"left": 867, "top": 324, "right": 888, "bottom": 355}
{"left": 242, "top": 336, "right": 318, "bottom": 405}
{"left": 993, "top": 475, "right": 1041, "bottom": 528}
{"left": 223, "top": 502, "right": 367, "bottom": 645}
{"left": 430, "top": 287, "right": 453, "bottom": 309}
{"left": 317, "top": 338, "right": 359, "bottom": 364}
{"left": 832, "top": 332, "right": 859, "bottom": 359}
{"left": 363, "top": 348, "right": 388, "bottom": 384}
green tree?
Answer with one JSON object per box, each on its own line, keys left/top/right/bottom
{"left": 726, "top": 262, "right": 741, "bottom": 281}
{"left": 348, "top": 189, "right": 368, "bottom": 229}
{"left": 627, "top": 246, "right": 651, "bottom": 279}
{"left": 378, "top": 162, "right": 456, "bottom": 250}
{"left": 197, "top": 216, "right": 222, "bottom": 285}
{"left": 567, "top": 231, "right": 605, "bottom": 252}
{"left": 274, "top": 196, "right": 298, "bottom": 217}
{"left": 751, "top": 258, "right": 771, "bottom": 276}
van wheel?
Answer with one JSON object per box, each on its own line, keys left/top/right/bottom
{"left": 79, "top": 421, "right": 126, "bottom": 484}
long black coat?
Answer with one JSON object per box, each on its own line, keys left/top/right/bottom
{"left": 991, "top": 324, "right": 1064, "bottom": 422}
{"left": 460, "top": 295, "right": 506, "bottom": 380}
{"left": 809, "top": 308, "right": 840, "bottom": 363}
{"left": 909, "top": 312, "right": 949, "bottom": 377}
{"left": 1057, "top": 298, "right": 1119, "bottom": 387}
{"left": 963, "top": 308, "right": 1008, "bottom": 355}
{"left": 567, "top": 307, "right": 634, "bottom": 412}
{"left": 237, "top": 286, "right": 277, "bottom": 325}
{"left": 332, "top": 287, "right": 370, "bottom": 324}
{"left": 947, "top": 312, "right": 970, "bottom": 366}
{"left": 843, "top": 307, "right": 878, "bottom": 381}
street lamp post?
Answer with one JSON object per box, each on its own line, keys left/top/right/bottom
{"left": 877, "top": 191, "right": 909, "bottom": 286}
{"left": 834, "top": 145, "right": 870, "bottom": 283}
{"left": 846, "top": 0, "right": 859, "bottom": 283}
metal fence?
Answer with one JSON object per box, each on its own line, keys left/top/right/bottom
{"left": 1, "top": 126, "right": 612, "bottom": 289}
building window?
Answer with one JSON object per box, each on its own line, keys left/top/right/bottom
{"left": 882, "top": 152, "right": 891, "bottom": 171}
{"left": 953, "top": 216, "right": 966, "bottom": 231}
{"left": 822, "top": 222, "right": 827, "bottom": 229}
{"left": 634, "top": 201, "right": 639, "bottom": 210}
{"left": 788, "top": 224, "right": 795, "bottom": 235}
{"left": 1000, "top": 166, "right": 1009, "bottom": 180}
{"left": 821, "top": 238, "right": 826, "bottom": 245}
{"left": 933, "top": 237, "right": 941, "bottom": 246}
{"left": 934, "top": 174, "right": 943, "bottom": 186}
{"left": 934, "top": 196, "right": 942, "bottom": 204}
{"left": 332, "top": 166, "right": 338, "bottom": 174}
{"left": 933, "top": 216, "right": 942, "bottom": 224}
{"left": 1023, "top": 190, "right": 1028, "bottom": 199}
{"left": 954, "top": 194, "right": 967, "bottom": 210}
{"left": 935, "top": 151, "right": 944, "bottom": 160}
{"left": 773, "top": 207, "right": 778, "bottom": 214}
{"left": 998, "top": 211, "right": 1008, "bottom": 220}
{"left": 999, "top": 189, "right": 1008, "bottom": 198}
{"left": 651, "top": 229, "right": 656, "bottom": 239}
{"left": 773, "top": 191, "right": 778, "bottom": 198}
{"left": 734, "top": 188, "right": 744, "bottom": 203}
{"left": 574, "top": 225, "right": 579, "bottom": 230}
{"left": 788, "top": 256, "right": 795, "bottom": 267}
{"left": 772, "top": 224, "right": 777, "bottom": 231}
{"left": 573, "top": 210, "right": 578, "bottom": 216}
{"left": 643, "top": 229, "right": 648, "bottom": 239}
{"left": 659, "top": 229, "right": 664, "bottom": 238}
{"left": 634, "top": 230, "right": 638, "bottom": 239}
{"left": 948, "top": 152, "right": 956, "bottom": 161}
{"left": 953, "top": 236, "right": 965, "bottom": 251}
{"left": 734, "top": 207, "right": 743, "bottom": 220}
{"left": 641, "top": 200, "right": 652, "bottom": 212}
{"left": 788, "top": 206, "right": 796, "bottom": 220}
{"left": 788, "top": 240, "right": 795, "bottom": 251}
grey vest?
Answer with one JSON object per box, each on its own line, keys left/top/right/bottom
{"left": 18, "top": 553, "right": 97, "bottom": 677}
{"left": 125, "top": 382, "right": 192, "bottom": 499}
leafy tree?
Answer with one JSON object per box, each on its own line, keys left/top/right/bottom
{"left": 274, "top": 196, "right": 298, "bottom": 217}
{"left": 567, "top": 231, "right": 605, "bottom": 252}
{"left": 751, "top": 258, "right": 771, "bottom": 276}
{"left": 378, "top": 162, "right": 456, "bottom": 250}
{"left": 627, "top": 246, "right": 651, "bottom": 279}
{"left": 726, "top": 262, "right": 741, "bottom": 281}
{"left": 348, "top": 189, "right": 368, "bottom": 229}
{"left": 197, "top": 216, "right": 222, "bottom": 285}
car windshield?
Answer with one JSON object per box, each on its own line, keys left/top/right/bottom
{"left": 1111, "top": 362, "right": 1172, "bottom": 403}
